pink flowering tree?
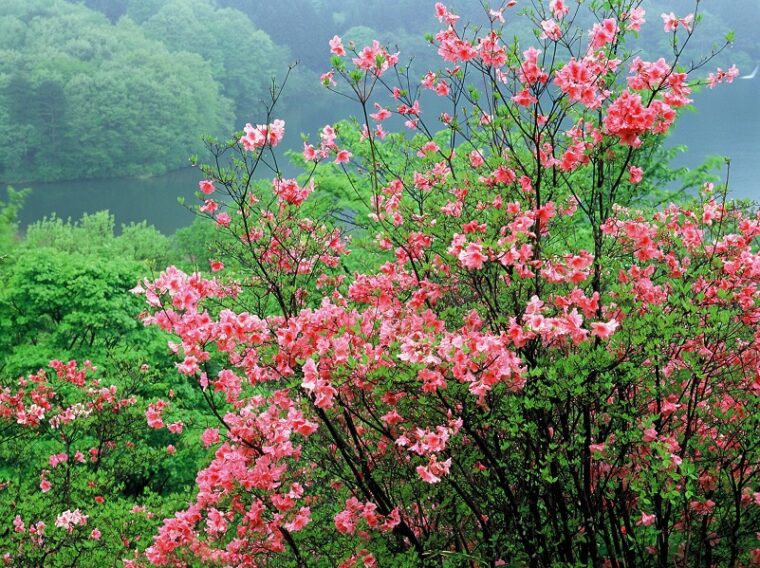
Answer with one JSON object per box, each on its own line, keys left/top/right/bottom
{"left": 131, "top": 1, "right": 758, "bottom": 566}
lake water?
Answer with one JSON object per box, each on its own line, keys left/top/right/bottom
{"left": 5, "top": 168, "right": 201, "bottom": 234}
{"left": 667, "top": 78, "right": 760, "bottom": 197}
{"left": 3, "top": 80, "right": 758, "bottom": 235}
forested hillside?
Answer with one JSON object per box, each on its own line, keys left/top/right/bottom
{"left": 0, "top": 0, "right": 288, "bottom": 182}
{"left": 0, "top": 1, "right": 229, "bottom": 181}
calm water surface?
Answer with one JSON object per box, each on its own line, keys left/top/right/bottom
{"left": 4, "top": 81, "right": 759, "bottom": 235}
{"left": 668, "top": 78, "right": 760, "bottom": 198}
{"left": 7, "top": 168, "right": 201, "bottom": 235}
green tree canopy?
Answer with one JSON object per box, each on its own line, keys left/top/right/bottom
{"left": 140, "top": 0, "right": 289, "bottom": 124}
{"left": 0, "top": 211, "right": 177, "bottom": 377}
{"left": 0, "top": 0, "right": 233, "bottom": 182}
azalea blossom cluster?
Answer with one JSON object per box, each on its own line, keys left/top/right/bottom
{"left": 55, "top": 509, "right": 89, "bottom": 533}
{"left": 129, "top": 2, "right": 759, "bottom": 565}
{"left": 328, "top": 35, "right": 399, "bottom": 78}
{"left": 239, "top": 119, "right": 286, "bottom": 151}
{"left": 303, "top": 124, "right": 353, "bottom": 165}
{"left": 707, "top": 64, "right": 740, "bottom": 88}
{"left": 0, "top": 360, "right": 133, "bottom": 431}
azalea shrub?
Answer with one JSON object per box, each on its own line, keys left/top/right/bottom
{"left": 0, "top": 360, "right": 176, "bottom": 566}
{"left": 7, "top": 0, "right": 760, "bottom": 566}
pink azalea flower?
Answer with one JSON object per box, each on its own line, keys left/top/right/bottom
{"left": 198, "top": 179, "right": 215, "bottom": 195}
{"left": 272, "top": 178, "right": 314, "bottom": 206}
{"left": 707, "top": 65, "right": 740, "bottom": 88}
{"left": 284, "top": 507, "right": 311, "bottom": 532}
{"left": 370, "top": 104, "right": 391, "bottom": 122}
{"left": 434, "top": 2, "right": 459, "bottom": 26}
{"left": 625, "top": 7, "right": 646, "bottom": 31}
{"left": 589, "top": 18, "right": 618, "bottom": 49}
{"left": 629, "top": 165, "right": 644, "bottom": 184}
{"left": 458, "top": 241, "right": 488, "bottom": 269}
{"left": 550, "top": 0, "right": 569, "bottom": 20}
{"left": 661, "top": 12, "right": 691, "bottom": 33}
{"left": 239, "top": 119, "right": 285, "bottom": 151}
{"left": 661, "top": 12, "right": 678, "bottom": 32}
{"left": 416, "top": 465, "right": 442, "bottom": 484}
{"left": 146, "top": 400, "right": 167, "bottom": 429}
{"left": 540, "top": 19, "right": 562, "bottom": 41}
{"left": 303, "top": 143, "right": 317, "bottom": 161}
{"left": 201, "top": 428, "right": 220, "bottom": 447}
{"left": 216, "top": 212, "right": 231, "bottom": 227}
{"left": 320, "top": 70, "right": 336, "bottom": 87}
{"left": 642, "top": 427, "right": 658, "bottom": 442}
{"left": 49, "top": 452, "right": 68, "bottom": 468}
{"left": 55, "top": 509, "right": 88, "bottom": 533}
{"left": 512, "top": 88, "right": 537, "bottom": 106}
{"left": 329, "top": 35, "right": 345, "bottom": 56}
{"left": 469, "top": 150, "right": 485, "bottom": 167}
{"left": 488, "top": 9, "right": 504, "bottom": 23}
{"left": 590, "top": 319, "right": 619, "bottom": 340}
{"left": 335, "top": 149, "right": 352, "bottom": 164}
{"left": 200, "top": 199, "right": 218, "bottom": 214}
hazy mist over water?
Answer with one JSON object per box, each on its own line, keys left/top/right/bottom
{"left": 3, "top": 0, "right": 760, "bottom": 233}
{"left": 668, "top": 79, "right": 760, "bottom": 199}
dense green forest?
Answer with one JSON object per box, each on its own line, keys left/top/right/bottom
{"left": 0, "top": 0, "right": 757, "bottom": 184}
{"left": 0, "top": 201, "right": 197, "bottom": 377}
